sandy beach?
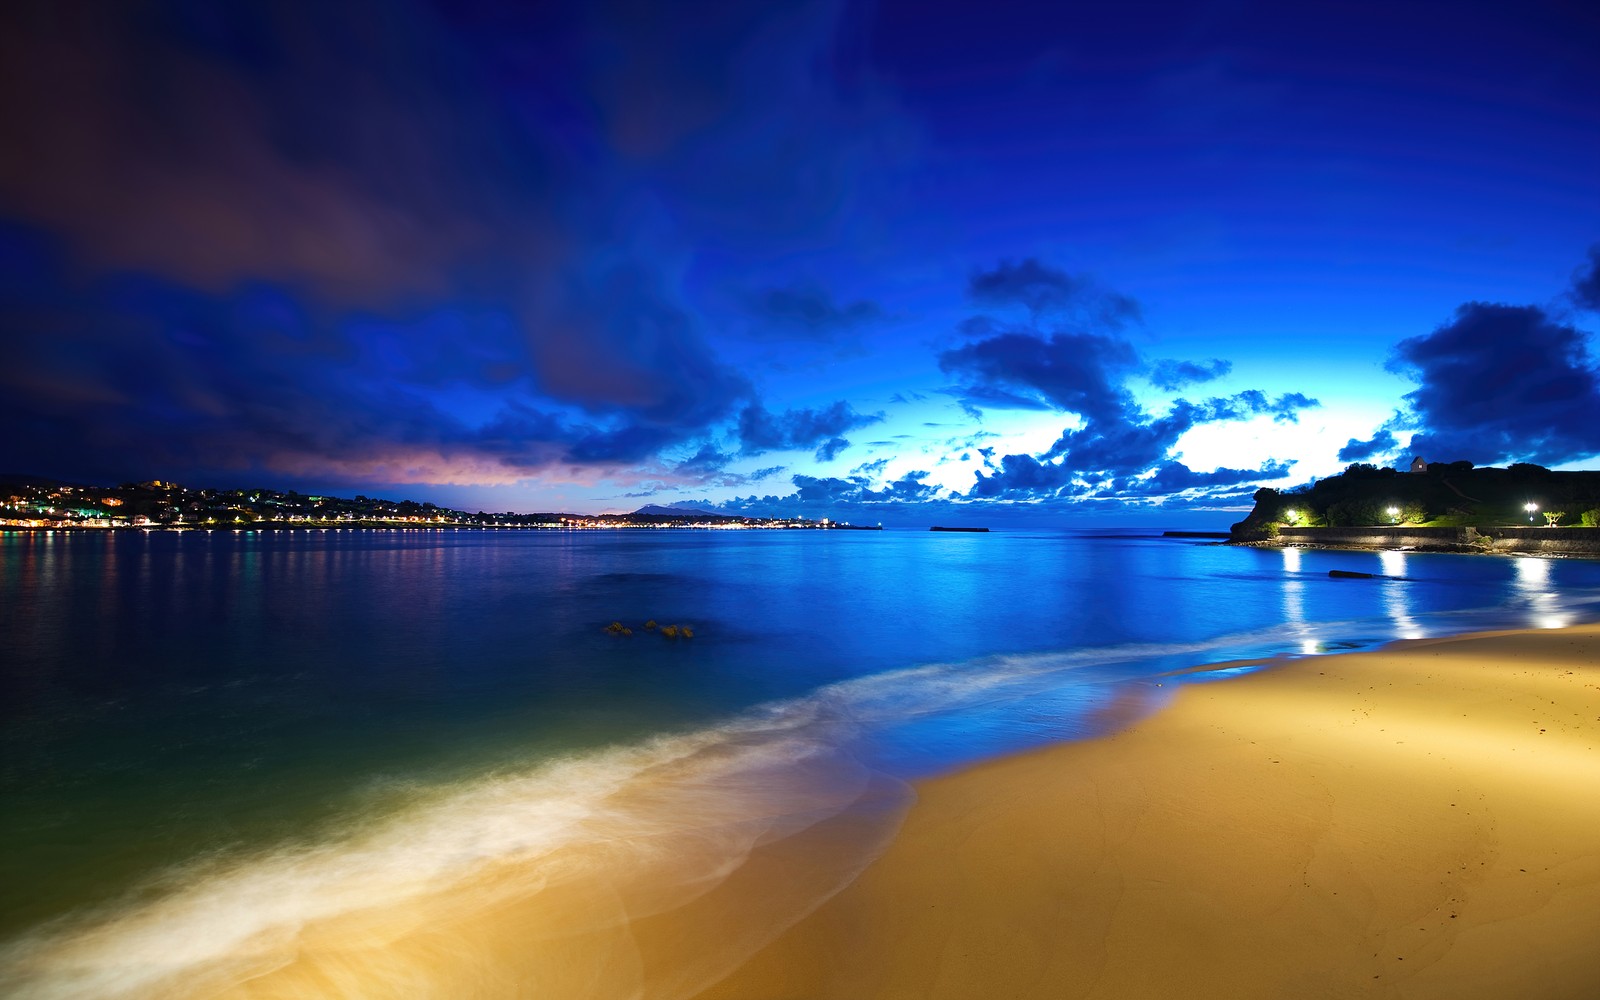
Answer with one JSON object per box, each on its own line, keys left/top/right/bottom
{"left": 694, "top": 624, "right": 1600, "bottom": 1000}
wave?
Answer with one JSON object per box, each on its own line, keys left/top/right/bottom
{"left": 0, "top": 706, "right": 908, "bottom": 1000}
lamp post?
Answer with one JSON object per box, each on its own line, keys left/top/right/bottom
{"left": 1386, "top": 506, "right": 1399, "bottom": 524}
{"left": 1524, "top": 502, "right": 1538, "bottom": 524}
{"left": 1284, "top": 508, "right": 1298, "bottom": 526}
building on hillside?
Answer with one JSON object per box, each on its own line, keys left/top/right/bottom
{"left": 1409, "top": 456, "right": 1428, "bottom": 474}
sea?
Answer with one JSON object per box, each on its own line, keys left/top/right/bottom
{"left": 3, "top": 527, "right": 1599, "bottom": 998}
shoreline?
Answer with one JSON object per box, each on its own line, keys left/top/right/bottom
{"left": 1233, "top": 539, "right": 1600, "bottom": 560}
{"left": 693, "top": 623, "right": 1600, "bottom": 999}
{"left": 1229, "top": 524, "right": 1600, "bottom": 559}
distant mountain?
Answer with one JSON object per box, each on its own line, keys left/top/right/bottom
{"left": 632, "top": 504, "right": 720, "bottom": 517}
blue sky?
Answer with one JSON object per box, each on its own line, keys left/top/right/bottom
{"left": 2, "top": 0, "right": 1597, "bottom": 525}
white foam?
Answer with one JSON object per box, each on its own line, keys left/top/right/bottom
{"left": 0, "top": 705, "right": 898, "bottom": 1000}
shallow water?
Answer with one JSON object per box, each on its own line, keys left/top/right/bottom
{"left": 4, "top": 528, "right": 1598, "bottom": 996}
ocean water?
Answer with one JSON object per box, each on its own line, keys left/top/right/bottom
{"left": 3, "top": 527, "right": 1599, "bottom": 998}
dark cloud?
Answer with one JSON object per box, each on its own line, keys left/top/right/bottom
{"left": 1117, "top": 460, "right": 1294, "bottom": 495}
{"left": 968, "top": 258, "right": 1141, "bottom": 326}
{"left": 1336, "top": 429, "right": 1399, "bottom": 463}
{"left": 0, "top": 3, "right": 546, "bottom": 301}
{"left": 1572, "top": 244, "right": 1600, "bottom": 312}
{"left": 1391, "top": 302, "right": 1600, "bottom": 466}
{"left": 967, "top": 454, "right": 1090, "bottom": 500}
{"left": 1035, "top": 390, "right": 1316, "bottom": 478}
{"left": 1148, "top": 358, "right": 1232, "bottom": 392}
{"left": 674, "top": 444, "right": 735, "bottom": 474}
{"left": 736, "top": 401, "right": 883, "bottom": 459}
{"left": 0, "top": 227, "right": 751, "bottom": 487}
{"left": 940, "top": 261, "right": 1318, "bottom": 503}
{"left": 744, "top": 284, "right": 884, "bottom": 341}
{"left": 939, "top": 331, "right": 1141, "bottom": 416}
{"left": 0, "top": 2, "right": 910, "bottom": 489}
{"left": 715, "top": 470, "right": 943, "bottom": 517}
{"left": 813, "top": 437, "right": 851, "bottom": 462}
{"left": 535, "top": 259, "right": 751, "bottom": 425}
{"left": 851, "top": 457, "right": 891, "bottom": 477}
{"left": 942, "top": 312, "right": 1317, "bottom": 493}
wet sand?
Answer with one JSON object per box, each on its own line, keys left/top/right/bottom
{"left": 694, "top": 624, "right": 1600, "bottom": 999}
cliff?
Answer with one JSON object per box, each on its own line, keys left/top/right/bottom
{"left": 1230, "top": 461, "right": 1600, "bottom": 554}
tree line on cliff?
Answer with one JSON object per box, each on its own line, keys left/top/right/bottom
{"left": 1232, "top": 462, "right": 1600, "bottom": 540}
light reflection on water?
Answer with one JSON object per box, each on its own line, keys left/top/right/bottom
{"left": 1513, "top": 555, "right": 1568, "bottom": 628}
{"left": 1376, "top": 551, "right": 1426, "bottom": 640}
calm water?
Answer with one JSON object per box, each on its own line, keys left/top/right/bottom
{"left": 4, "top": 528, "right": 1599, "bottom": 995}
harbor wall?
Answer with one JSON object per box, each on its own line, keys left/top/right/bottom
{"left": 1263, "top": 525, "right": 1600, "bottom": 556}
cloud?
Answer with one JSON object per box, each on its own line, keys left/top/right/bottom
{"left": 736, "top": 401, "right": 884, "bottom": 459}
{"left": 0, "top": 3, "right": 914, "bottom": 491}
{"left": 1148, "top": 358, "right": 1232, "bottom": 391}
{"left": 967, "top": 258, "right": 1141, "bottom": 326}
{"left": 1336, "top": 429, "right": 1399, "bottom": 463}
{"left": 1390, "top": 302, "right": 1600, "bottom": 466}
{"left": 1117, "top": 460, "right": 1294, "bottom": 495}
{"left": 1572, "top": 244, "right": 1600, "bottom": 312}
{"left": 1034, "top": 390, "right": 1316, "bottom": 478}
{"left": 713, "top": 470, "right": 944, "bottom": 517}
{"left": 0, "top": 228, "right": 749, "bottom": 488}
{"left": 967, "top": 454, "right": 1091, "bottom": 500}
{"left": 534, "top": 258, "right": 752, "bottom": 426}
{"left": 744, "top": 284, "right": 884, "bottom": 341}
{"left": 941, "top": 260, "right": 1317, "bottom": 503}
{"left": 940, "top": 331, "right": 1142, "bottom": 416}
{"left": 674, "top": 444, "right": 736, "bottom": 474}
{"left": 814, "top": 437, "right": 851, "bottom": 462}
{"left": 850, "top": 457, "right": 891, "bottom": 477}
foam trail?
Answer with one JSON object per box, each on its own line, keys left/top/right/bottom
{"left": 0, "top": 706, "right": 909, "bottom": 1000}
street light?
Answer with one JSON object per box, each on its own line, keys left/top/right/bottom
{"left": 1525, "top": 502, "right": 1538, "bottom": 524}
{"left": 1386, "top": 506, "right": 1400, "bottom": 523}
{"left": 1284, "top": 508, "right": 1299, "bottom": 525}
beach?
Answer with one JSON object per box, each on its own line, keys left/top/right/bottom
{"left": 694, "top": 624, "right": 1600, "bottom": 999}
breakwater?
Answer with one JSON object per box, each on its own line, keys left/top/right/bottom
{"left": 1252, "top": 525, "right": 1600, "bottom": 556}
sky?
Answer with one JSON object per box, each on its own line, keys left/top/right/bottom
{"left": 2, "top": 0, "right": 1598, "bottom": 526}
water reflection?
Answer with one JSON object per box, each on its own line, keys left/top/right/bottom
{"left": 1513, "top": 556, "right": 1566, "bottom": 629}
{"left": 1376, "top": 551, "right": 1425, "bottom": 639}
{"left": 1279, "top": 548, "right": 1318, "bottom": 654}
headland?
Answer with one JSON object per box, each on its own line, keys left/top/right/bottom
{"left": 1228, "top": 461, "right": 1600, "bottom": 556}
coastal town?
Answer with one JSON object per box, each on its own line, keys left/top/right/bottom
{"left": 0, "top": 477, "right": 875, "bottom": 531}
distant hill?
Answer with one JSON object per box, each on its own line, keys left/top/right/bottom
{"left": 631, "top": 504, "right": 721, "bottom": 517}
